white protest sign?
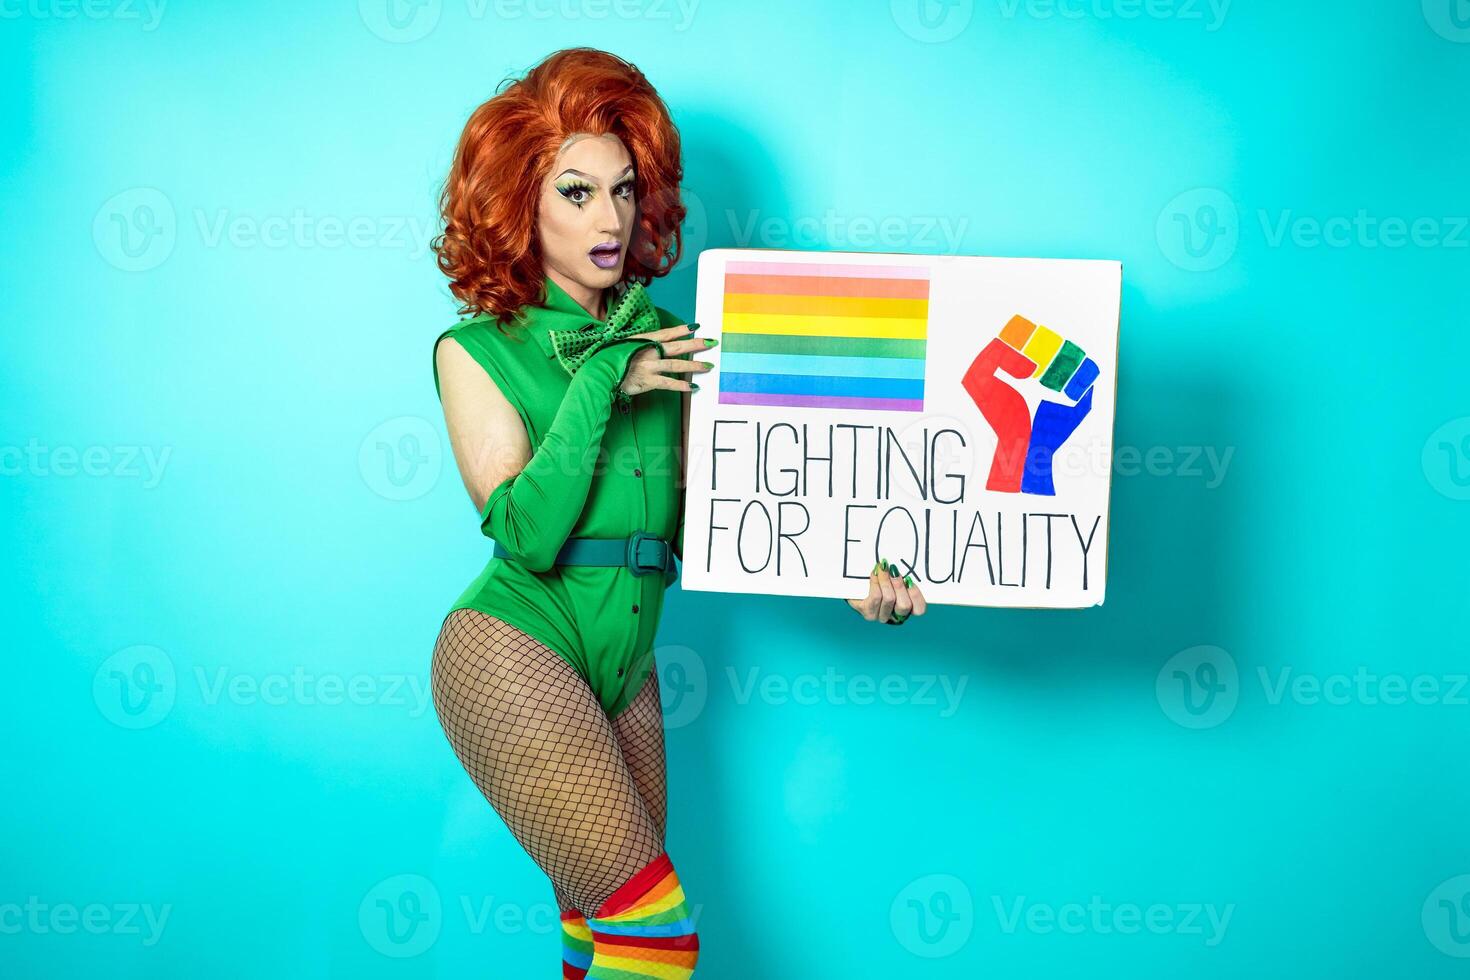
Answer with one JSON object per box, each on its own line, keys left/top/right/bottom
{"left": 679, "top": 248, "right": 1121, "bottom": 608}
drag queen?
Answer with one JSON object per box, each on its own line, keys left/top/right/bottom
{"left": 427, "top": 47, "right": 926, "bottom": 977}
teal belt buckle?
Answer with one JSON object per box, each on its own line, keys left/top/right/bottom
{"left": 626, "top": 529, "right": 669, "bottom": 578}
{"left": 494, "top": 532, "right": 678, "bottom": 584}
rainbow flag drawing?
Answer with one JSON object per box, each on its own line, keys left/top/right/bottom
{"left": 718, "top": 259, "right": 929, "bottom": 411}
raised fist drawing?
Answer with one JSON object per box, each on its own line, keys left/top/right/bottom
{"left": 960, "top": 315, "right": 1101, "bottom": 496}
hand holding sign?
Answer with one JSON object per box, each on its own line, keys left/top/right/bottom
{"left": 962, "top": 315, "right": 1101, "bottom": 497}
{"left": 845, "top": 557, "right": 929, "bottom": 625}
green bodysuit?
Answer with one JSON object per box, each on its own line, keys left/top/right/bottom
{"left": 432, "top": 275, "right": 686, "bottom": 717}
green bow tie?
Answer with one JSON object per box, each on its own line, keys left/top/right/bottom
{"left": 546, "top": 281, "right": 662, "bottom": 376}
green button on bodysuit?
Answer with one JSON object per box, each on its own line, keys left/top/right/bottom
{"left": 432, "top": 275, "right": 687, "bottom": 718}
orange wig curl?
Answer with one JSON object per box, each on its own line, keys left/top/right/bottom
{"left": 432, "top": 48, "right": 687, "bottom": 329}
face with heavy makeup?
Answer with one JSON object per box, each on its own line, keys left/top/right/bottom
{"left": 536, "top": 131, "right": 637, "bottom": 321}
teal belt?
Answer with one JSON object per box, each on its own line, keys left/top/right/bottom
{"left": 493, "top": 529, "right": 679, "bottom": 585}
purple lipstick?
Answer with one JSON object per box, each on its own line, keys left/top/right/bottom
{"left": 588, "top": 241, "right": 623, "bottom": 269}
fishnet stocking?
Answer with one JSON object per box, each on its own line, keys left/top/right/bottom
{"left": 430, "top": 608, "right": 664, "bottom": 916}
{"left": 552, "top": 671, "right": 668, "bottom": 915}
{"left": 611, "top": 667, "right": 668, "bottom": 842}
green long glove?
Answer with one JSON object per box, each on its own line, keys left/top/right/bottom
{"left": 479, "top": 336, "right": 660, "bottom": 572}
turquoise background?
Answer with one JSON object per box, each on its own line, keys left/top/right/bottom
{"left": 3, "top": 1, "right": 1468, "bottom": 976}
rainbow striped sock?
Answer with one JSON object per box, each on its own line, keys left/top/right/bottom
{"left": 560, "top": 908, "right": 593, "bottom": 979}
{"left": 585, "top": 852, "right": 699, "bottom": 978}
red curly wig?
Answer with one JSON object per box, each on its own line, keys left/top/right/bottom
{"left": 433, "top": 47, "right": 686, "bottom": 329}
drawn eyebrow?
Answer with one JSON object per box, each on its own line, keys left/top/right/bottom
{"left": 555, "top": 165, "right": 636, "bottom": 183}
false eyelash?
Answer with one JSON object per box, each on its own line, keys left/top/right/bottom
{"left": 556, "top": 177, "right": 636, "bottom": 208}
{"left": 555, "top": 179, "right": 596, "bottom": 202}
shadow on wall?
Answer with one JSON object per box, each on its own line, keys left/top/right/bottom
{"left": 650, "top": 104, "right": 1248, "bottom": 974}
{"left": 654, "top": 262, "right": 1248, "bottom": 977}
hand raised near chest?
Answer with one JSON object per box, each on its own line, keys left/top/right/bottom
{"left": 618, "top": 322, "right": 716, "bottom": 397}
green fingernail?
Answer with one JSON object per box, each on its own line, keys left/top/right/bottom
{"left": 704, "top": 338, "right": 718, "bottom": 347}
{"left": 871, "top": 561, "right": 880, "bottom": 576}
{"left": 904, "top": 574, "right": 913, "bottom": 588}
{"left": 689, "top": 322, "right": 701, "bottom": 332}
{"left": 690, "top": 382, "right": 700, "bottom": 391}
